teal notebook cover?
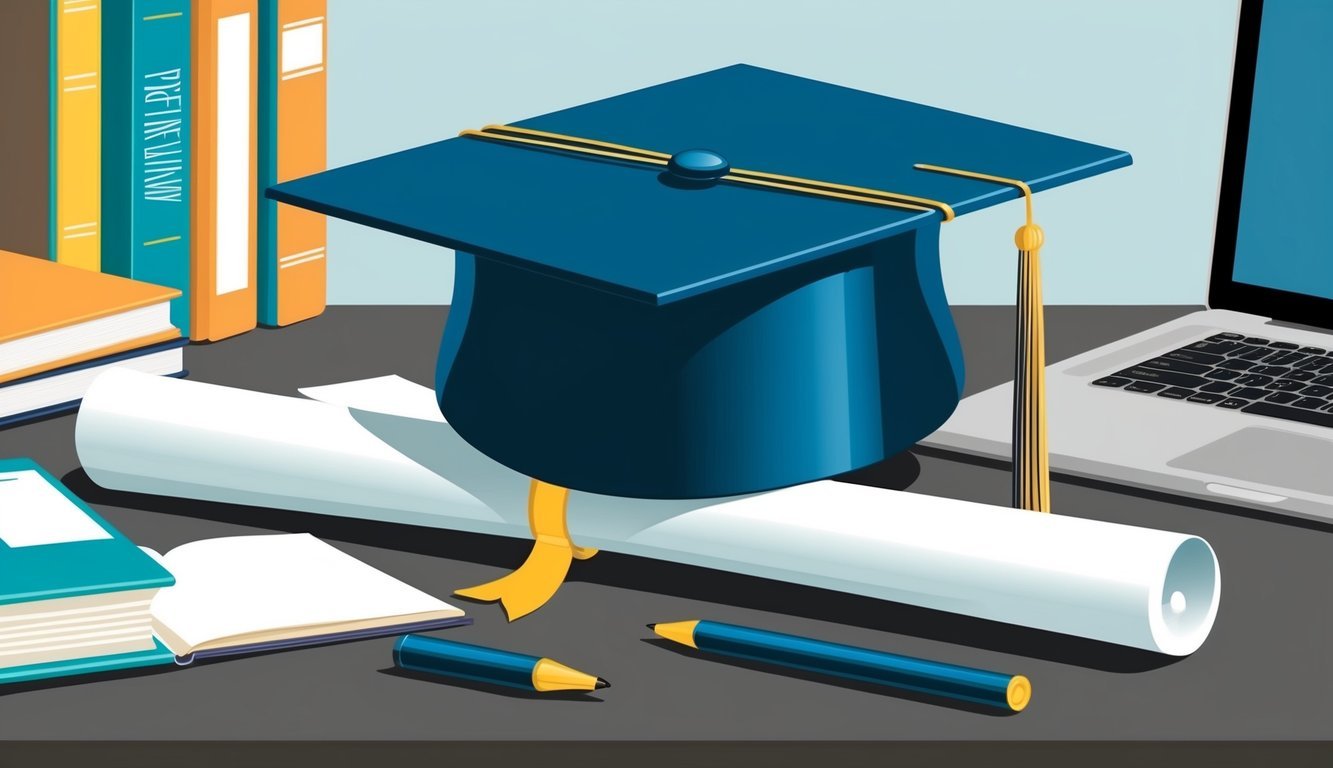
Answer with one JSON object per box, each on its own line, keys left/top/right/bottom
{"left": 101, "top": 0, "right": 193, "bottom": 334}
{"left": 0, "top": 458, "right": 174, "bottom": 606}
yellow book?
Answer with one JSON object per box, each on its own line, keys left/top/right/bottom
{"left": 54, "top": 0, "right": 102, "bottom": 271}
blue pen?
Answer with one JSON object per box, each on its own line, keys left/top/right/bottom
{"left": 649, "top": 620, "right": 1030, "bottom": 712}
{"left": 393, "top": 635, "right": 609, "bottom": 693}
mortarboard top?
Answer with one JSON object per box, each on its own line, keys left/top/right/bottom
{"left": 269, "top": 64, "right": 1130, "bottom": 500}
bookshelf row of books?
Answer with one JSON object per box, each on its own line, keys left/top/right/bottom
{"left": 0, "top": 0, "right": 328, "bottom": 341}
{"left": 0, "top": 0, "right": 327, "bottom": 427}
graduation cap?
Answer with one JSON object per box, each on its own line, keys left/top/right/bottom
{"left": 269, "top": 64, "right": 1130, "bottom": 618}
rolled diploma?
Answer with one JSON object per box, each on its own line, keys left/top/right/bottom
{"left": 75, "top": 369, "right": 1220, "bottom": 655}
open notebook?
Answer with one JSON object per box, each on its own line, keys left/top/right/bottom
{"left": 1, "top": 531, "right": 468, "bottom": 685}
{"left": 147, "top": 533, "right": 467, "bottom": 663}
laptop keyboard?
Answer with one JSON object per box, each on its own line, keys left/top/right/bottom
{"left": 1093, "top": 332, "right": 1333, "bottom": 429}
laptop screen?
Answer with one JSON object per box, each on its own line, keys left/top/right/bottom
{"left": 1229, "top": 0, "right": 1333, "bottom": 302}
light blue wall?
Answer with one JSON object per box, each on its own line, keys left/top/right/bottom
{"left": 325, "top": 0, "right": 1240, "bottom": 305}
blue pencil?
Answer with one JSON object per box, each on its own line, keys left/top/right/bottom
{"left": 394, "top": 634, "right": 609, "bottom": 693}
{"left": 649, "top": 620, "right": 1030, "bottom": 712}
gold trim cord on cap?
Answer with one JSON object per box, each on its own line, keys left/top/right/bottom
{"left": 460, "top": 125, "right": 671, "bottom": 167}
{"left": 916, "top": 164, "right": 1051, "bottom": 513}
{"left": 727, "top": 166, "right": 953, "bottom": 219}
{"left": 460, "top": 125, "right": 955, "bottom": 219}
{"left": 454, "top": 479, "right": 598, "bottom": 621}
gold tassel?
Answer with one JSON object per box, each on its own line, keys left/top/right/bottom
{"left": 1013, "top": 218, "right": 1050, "bottom": 512}
{"left": 915, "top": 165, "right": 1052, "bottom": 513}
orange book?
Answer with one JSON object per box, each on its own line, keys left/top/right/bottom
{"left": 258, "top": 0, "right": 327, "bottom": 327}
{"left": 190, "top": 0, "right": 259, "bottom": 341}
{"left": 0, "top": 249, "right": 181, "bottom": 384}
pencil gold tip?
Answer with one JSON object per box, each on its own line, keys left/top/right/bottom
{"left": 645, "top": 623, "right": 656, "bottom": 630}
{"left": 531, "top": 658, "right": 603, "bottom": 692}
{"left": 648, "top": 620, "right": 700, "bottom": 649}
{"left": 595, "top": 678, "right": 610, "bottom": 690}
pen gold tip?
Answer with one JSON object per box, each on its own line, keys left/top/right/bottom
{"left": 645, "top": 623, "right": 656, "bottom": 630}
{"left": 595, "top": 678, "right": 610, "bottom": 690}
{"left": 531, "top": 658, "right": 605, "bottom": 692}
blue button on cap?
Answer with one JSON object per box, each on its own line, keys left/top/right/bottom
{"left": 667, "top": 148, "right": 730, "bottom": 182}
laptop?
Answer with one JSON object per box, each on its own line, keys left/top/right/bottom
{"left": 921, "top": 0, "right": 1333, "bottom": 524}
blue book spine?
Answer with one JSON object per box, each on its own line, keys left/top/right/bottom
{"left": 101, "top": 0, "right": 192, "bottom": 334}
{"left": 257, "top": 0, "right": 278, "bottom": 325}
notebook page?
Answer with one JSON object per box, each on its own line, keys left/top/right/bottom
{"left": 151, "top": 533, "right": 461, "bottom": 655}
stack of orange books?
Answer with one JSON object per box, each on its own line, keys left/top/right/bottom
{"left": 0, "top": 250, "right": 187, "bottom": 427}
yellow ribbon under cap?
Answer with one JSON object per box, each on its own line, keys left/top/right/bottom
{"left": 453, "top": 130, "right": 1056, "bottom": 620}
{"left": 455, "top": 480, "right": 598, "bottom": 621}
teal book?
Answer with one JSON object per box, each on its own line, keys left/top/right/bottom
{"left": 0, "top": 457, "right": 176, "bottom": 683}
{"left": 101, "top": 0, "right": 193, "bottom": 334}
{"left": 0, "top": 639, "right": 177, "bottom": 685}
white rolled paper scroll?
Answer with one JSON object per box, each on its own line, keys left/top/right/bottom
{"left": 75, "top": 369, "right": 1220, "bottom": 655}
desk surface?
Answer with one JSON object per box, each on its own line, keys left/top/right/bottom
{"left": 0, "top": 305, "right": 1328, "bottom": 741}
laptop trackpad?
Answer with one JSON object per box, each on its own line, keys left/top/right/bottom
{"left": 1167, "top": 427, "right": 1333, "bottom": 496}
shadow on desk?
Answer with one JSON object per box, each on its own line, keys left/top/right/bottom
{"left": 377, "top": 667, "right": 605, "bottom": 702}
{"left": 62, "top": 460, "right": 1177, "bottom": 676}
{"left": 0, "top": 663, "right": 178, "bottom": 698}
